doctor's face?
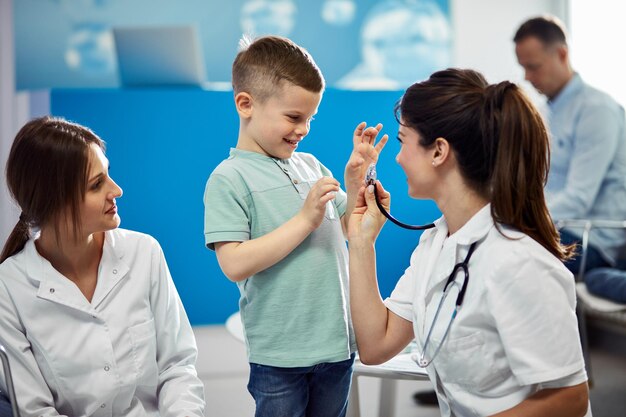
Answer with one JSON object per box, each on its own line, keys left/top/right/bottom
{"left": 395, "top": 123, "right": 435, "bottom": 199}
{"left": 78, "top": 144, "right": 123, "bottom": 237}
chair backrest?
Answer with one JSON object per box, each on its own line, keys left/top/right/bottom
{"left": 0, "top": 345, "right": 19, "bottom": 417}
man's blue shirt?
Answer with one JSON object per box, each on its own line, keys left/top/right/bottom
{"left": 545, "top": 73, "right": 626, "bottom": 264}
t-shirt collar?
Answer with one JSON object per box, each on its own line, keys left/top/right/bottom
{"left": 229, "top": 147, "right": 287, "bottom": 163}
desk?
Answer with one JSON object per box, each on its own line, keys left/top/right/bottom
{"left": 225, "top": 312, "right": 429, "bottom": 417}
{"left": 348, "top": 353, "right": 428, "bottom": 417}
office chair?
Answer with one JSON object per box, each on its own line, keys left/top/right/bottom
{"left": 556, "top": 219, "right": 626, "bottom": 385}
{"left": 0, "top": 345, "right": 19, "bottom": 417}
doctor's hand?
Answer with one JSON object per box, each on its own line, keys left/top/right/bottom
{"left": 348, "top": 180, "right": 390, "bottom": 244}
{"left": 298, "top": 176, "right": 340, "bottom": 231}
{"left": 345, "top": 122, "right": 388, "bottom": 192}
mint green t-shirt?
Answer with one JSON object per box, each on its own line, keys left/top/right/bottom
{"left": 204, "top": 148, "right": 356, "bottom": 367}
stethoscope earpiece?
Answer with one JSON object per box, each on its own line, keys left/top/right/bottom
{"left": 410, "top": 353, "right": 428, "bottom": 368}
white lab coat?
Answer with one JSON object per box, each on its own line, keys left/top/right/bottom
{"left": 0, "top": 229, "right": 205, "bottom": 417}
{"left": 384, "top": 205, "right": 591, "bottom": 417}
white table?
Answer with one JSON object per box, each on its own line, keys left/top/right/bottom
{"left": 348, "top": 352, "right": 429, "bottom": 417}
{"left": 225, "top": 312, "right": 429, "bottom": 417}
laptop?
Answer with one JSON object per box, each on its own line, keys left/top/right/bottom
{"left": 113, "top": 25, "right": 207, "bottom": 87}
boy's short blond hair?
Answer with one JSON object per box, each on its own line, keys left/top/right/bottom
{"left": 232, "top": 35, "right": 325, "bottom": 102}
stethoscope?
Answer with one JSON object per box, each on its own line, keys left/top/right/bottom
{"left": 365, "top": 163, "right": 477, "bottom": 368}
{"left": 412, "top": 242, "right": 477, "bottom": 367}
{"left": 364, "top": 163, "right": 435, "bottom": 230}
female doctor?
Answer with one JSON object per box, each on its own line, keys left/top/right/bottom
{"left": 0, "top": 117, "right": 205, "bottom": 416}
{"left": 348, "top": 69, "right": 590, "bottom": 417}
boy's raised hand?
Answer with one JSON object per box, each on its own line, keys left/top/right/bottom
{"left": 299, "top": 176, "right": 340, "bottom": 231}
{"left": 341, "top": 122, "right": 388, "bottom": 235}
{"left": 345, "top": 122, "right": 388, "bottom": 192}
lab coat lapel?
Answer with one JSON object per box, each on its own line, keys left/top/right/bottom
{"left": 90, "top": 230, "right": 130, "bottom": 309}
{"left": 423, "top": 240, "right": 457, "bottom": 303}
{"left": 25, "top": 233, "right": 129, "bottom": 313}
{"left": 415, "top": 220, "right": 449, "bottom": 340}
{"left": 36, "top": 277, "right": 93, "bottom": 313}
{"left": 421, "top": 205, "right": 495, "bottom": 317}
{"left": 26, "top": 241, "right": 94, "bottom": 314}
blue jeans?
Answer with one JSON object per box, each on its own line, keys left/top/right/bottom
{"left": 247, "top": 353, "right": 355, "bottom": 417}
{"left": 585, "top": 268, "right": 626, "bottom": 303}
{"left": 560, "top": 229, "right": 610, "bottom": 275}
{"left": 0, "top": 391, "right": 12, "bottom": 417}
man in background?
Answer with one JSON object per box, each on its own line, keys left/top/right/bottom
{"left": 514, "top": 15, "right": 626, "bottom": 275}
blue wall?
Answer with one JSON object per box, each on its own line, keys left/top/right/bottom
{"left": 51, "top": 88, "right": 440, "bottom": 325}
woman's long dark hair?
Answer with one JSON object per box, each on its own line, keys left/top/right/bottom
{"left": 0, "top": 116, "right": 105, "bottom": 263}
{"left": 396, "top": 68, "right": 573, "bottom": 260}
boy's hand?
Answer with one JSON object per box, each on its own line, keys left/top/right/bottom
{"left": 299, "top": 177, "right": 340, "bottom": 231}
{"left": 345, "top": 122, "right": 388, "bottom": 191}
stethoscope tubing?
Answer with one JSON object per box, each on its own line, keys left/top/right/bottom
{"left": 414, "top": 242, "right": 477, "bottom": 367}
{"left": 372, "top": 184, "right": 436, "bottom": 230}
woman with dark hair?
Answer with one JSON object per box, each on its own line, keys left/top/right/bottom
{"left": 0, "top": 116, "right": 205, "bottom": 417}
{"left": 348, "top": 69, "right": 590, "bottom": 416}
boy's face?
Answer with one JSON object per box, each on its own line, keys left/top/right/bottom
{"left": 238, "top": 83, "right": 322, "bottom": 159}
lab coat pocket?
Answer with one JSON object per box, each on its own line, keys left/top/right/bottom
{"left": 435, "top": 331, "right": 507, "bottom": 392}
{"left": 129, "top": 318, "right": 158, "bottom": 386}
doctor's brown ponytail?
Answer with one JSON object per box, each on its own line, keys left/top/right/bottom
{"left": 482, "top": 81, "right": 574, "bottom": 260}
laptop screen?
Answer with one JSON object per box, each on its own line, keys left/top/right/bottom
{"left": 113, "top": 25, "right": 207, "bottom": 87}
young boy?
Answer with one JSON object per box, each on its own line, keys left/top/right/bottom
{"left": 203, "top": 35, "right": 386, "bottom": 417}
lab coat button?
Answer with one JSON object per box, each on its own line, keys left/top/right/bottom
{"left": 112, "top": 269, "right": 118, "bottom": 274}
{"left": 104, "top": 365, "right": 110, "bottom": 371}
{"left": 49, "top": 288, "right": 55, "bottom": 294}
{"left": 100, "top": 404, "right": 106, "bottom": 408}
{"left": 293, "top": 179, "right": 299, "bottom": 184}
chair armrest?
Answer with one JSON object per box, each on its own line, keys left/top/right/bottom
{"left": 555, "top": 219, "right": 626, "bottom": 230}
{"left": 555, "top": 219, "right": 626, "bottom": 281}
